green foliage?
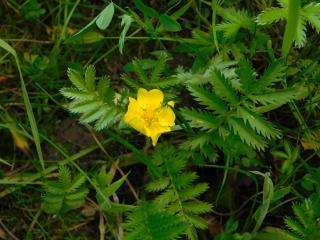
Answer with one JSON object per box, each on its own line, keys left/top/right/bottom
{"left": 215, "top": 218, "right": 252, "bottom": 240}
{"left": 3, "top": 0, "right": 320, "bottom": 238}
{"left": 122, "top": 52, "right": 179, "bottom": 89}
{"left": 119, "top": 14, "right": 134, "bottom": 54}
{"left": 257, "top": 1, "right": 320, "bottom": 47}
{"left": 66, "top": 2, "right": 115, "bottom": 43}
{"left": 124, "top": 202, "right": 189, "bottom": 240}
{"left": 42, "top": 166, "right": 89, "bottom": 214}
{"left": 216, "top": 7, "right": 255, "bottom": 39}
{"left": 93, "top": 165, "right": 128, "bottom": 211}
{"left": 21, "top": 0, "right": 46, "bottom": 20}
{"left": 256, "top": 192, "right": 320, "bottom": 240}
{"left": 178, "top": 58, "right": 302, "bottom": 152}
{"left": 146, "top": 145, "right": 212, "bottom": 239}
{"left": 61, "top": 65, "right": 125, "bottom": 130}
{"left": 272, "top": 140, "right": 300, "bottom": 176}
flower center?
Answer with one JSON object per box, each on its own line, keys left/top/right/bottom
{"left": 142, "top": 108, "right": 159, "bottom": 126}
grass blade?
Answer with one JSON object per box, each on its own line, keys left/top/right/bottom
{"left": 0, "top": 39, "right": 45, "bottom": 171}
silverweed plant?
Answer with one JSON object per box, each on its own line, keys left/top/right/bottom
{"left": 0, "top": 0, "right": 320, "bottom": 239}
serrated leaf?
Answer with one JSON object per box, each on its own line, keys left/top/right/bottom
{"left": 67, "top": 68, "right": 87, "bottom": 91}
{"left": 182, "top": 201, "right": 212, "bottom": 214}
{"left": 180, "top": 108, "right": 220, "bottom": 131}
{"left": 250, "top": 88, "right": 297, "bottom": 105}
{"left": 60, "top": 88, "right": 94, "bottom": 100}
{"left": 146, "top": 177, "right": 171, "bottom": 192}
{"left": 179, "top": 183, "right": 209, "bottom": 201}
{"left": 150, "top": 52, "right": 168, "bottom": 82}
{"left": 256, "top": 7, "right": 287, "bottom": 25}
{"left": 85, "top": 65, "right": 96, "bottom": 91}
{"left": 302, "top": 2, "right": 320, "bottom": 33}
{"left": 228, "top": 118, "right": 266, "bottom": 150}
{"left": 237, "top": 60, "right": 255, "bottom": 94}
{"left": 186, "top": 214, "right": 208, "bottom": 229}
{"left": 69, "top": 99, "right": 101, "bottom": 113}
{"left": 211, "top": 70, "right": 238, "bottom": 104}
{"left": 80, "top": 108, "right": 107, "bottom": 124}
{"left": 237, "top": 106, "right": 281, "bottom": 139}
{"left": 188, "top": 86, "right": 228, "bottom": 114}
{"left": 256, "top": 60, "right": 286, "bottom": 92}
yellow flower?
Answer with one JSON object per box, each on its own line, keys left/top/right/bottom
{"left": 123, "top": 88, "right": 175, "bottom": 146}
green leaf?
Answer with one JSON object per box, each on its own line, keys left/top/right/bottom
{"left": 150, "top": 52, "right": 168, "bottom": 82}
{"left": 237, "top": 106, "right": 281, "bottom": 139}
{"left": 228, "top": 118, "right": 266, "bottom": 150}
{"left": 211, "top": 70, "right": 238, "bottom": 104}
{"left": 256, "top": 7, "right": 287, "bottom": 25}
{"left": 182, "top": 201, "right": 212, "bottom": 214}
{"left": 0, "top": 38, "right": 45, "bottom": 171}
{"left": 133, "top": 0, "right": 159, "bottom": 18}
{"left": 60, "top": 88, "right": 94, "bottom": 100}
{"left": 42, "top": 166, "right": 88, "bottom": 214}
{"left": 250, "top": 88, "right": 297, "bottom": 105}
{"left": 281, "top": 0, "right": 301, "bottom": 56}
{"left": 252, "top": 172, "right": 274, "bottom": 233}
{"left": 67, "top": 68, "right": 87, "bottom": 91}
{"left": 66, "top": 3, "right": 114, "bottom": 43}
{"left": 302, "top": 2, "right": 320, "bottom": 33}
{"left": 146, "top": 177, "right": 171, "bottom": 192}
{"left": 180, "top": 108, "right": 220, "bottom": 131}
{"left": 85, "top": 65, "right": 96, "bottom": 91}
{"left": 188, "top": 86, "right": 228, "bottom": 114}
{"left": 256, "top": 60, "right": 286, "bottom": 91}
{"left": 255, "top": 227, "right": 300, "bottom": 240}
{"left": 237, "top": 60, "right": 255, "bottom": 94}
{"left": 76, "top": 31, "right": 104, "bottom": 44}
{"left": 119, "top": 14, "right": 133, "bottom": 54}
{"left": 124, "top": 203, "right": 188, "bottom": 240}
{"left": 104, "top": 173, "right": 128, "bottom": 197}
{"left": 96, "top": 3, "right": 114, "bottom": 30}
{"left": 159, "top": 14, "right": 181, "bottom": 32}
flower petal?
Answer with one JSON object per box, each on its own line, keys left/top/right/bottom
{"left": 123, "top": 97, "right": 143, "bottom": 122}
{"left": 167, "top": 101, "right": 175, "bottom": 107}
{"left": 126, "top": 117, "right": 147, "bottom": 135}
{"left": 150, "top": 133, "right": 161, "bottom": 146}
{"left": 147, "top": 122, "right": 171, "bottom": 146}
{"left": 137, "top": 88, "right": 164, "bottom": 109}
{"left": 158, "top": 107, "right": 175, "bottom": 127}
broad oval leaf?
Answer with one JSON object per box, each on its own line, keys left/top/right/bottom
{"left": 96, "top": 3, "right": 115, "bottom": 30}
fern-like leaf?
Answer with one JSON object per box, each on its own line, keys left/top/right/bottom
{"left": 180, "top": 108, "right": 220, "bottom": 131}
{"left": 61, "top": 66, "right": 124, "bottom": 130}
{"left": 150, "top": 52, "right": 168, "bottom": 82}
{"left": 255, "top": 60, "right": 286, "bottom": 92}
{"left": 257, "top": 1, "right": 320, "bottom": 47}
{"left": 256, "top": 7, "right": 287, "bottom": 25}
{"left": 42, "top": 166, "right": 88, "bottom": 214}
{"left": 188, "top": 85, "right": 228, "bottom": 114}
{"left": 228, "top": 118, "right": 266, "bottom": 150}
{"left": 237, "top": 106, "right": 281, "bottom": 139}
{"left": 217, "top": 7, "right": 255, "bottom": 38}
{"left": 146, "top": 146, "right": 212, "bottom": 239}
{"left": 211, "top": 70, "right": 238, "bottom": 104}
{"left": 124, "top": 203, "right": 189, "bottom": 240}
